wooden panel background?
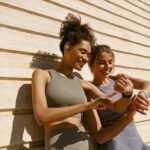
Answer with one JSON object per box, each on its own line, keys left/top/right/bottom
{"left": 0, "top": 0, "right": 150, "bottom": 149}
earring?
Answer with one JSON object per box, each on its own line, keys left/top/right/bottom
{"left": 65, "top": 45, "right": 69, "bottom": 50}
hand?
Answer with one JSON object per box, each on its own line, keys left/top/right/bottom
{"left": 88, "top": 92, "right": 117, "bottom": 110}
{"left": 114, "top": 74, "right": 133, "bottom": 95}
{"left": 131, "top": 93, "right": 149, "bottom": 115}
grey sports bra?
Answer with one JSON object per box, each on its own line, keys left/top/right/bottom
{"left": 46, "top": 69, "right": 87, "bottom": 107}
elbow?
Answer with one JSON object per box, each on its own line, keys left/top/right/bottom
{"left": 92, "top": 129, "right": 106, "bottom": 144}
{"left": 34, "top": 112, "right": 45, "bottom": 126}
{"left": 36, "top": 115, "right": 45, "bottom": 126}
{"left": 34, "top": 110, "right": 50, "bottom": 126}
{"left": 95, "top": 134, "right": 106, "bottom": 144}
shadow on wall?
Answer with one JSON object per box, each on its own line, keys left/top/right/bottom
{"left": 29, "top": 51, "right": 61, "bottom": 70}
{"left": 7, "top": 52, "right": 60, "bottom": 149}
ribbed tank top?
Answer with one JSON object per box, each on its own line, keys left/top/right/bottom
{"left": 46, "top": 69, "right": 87, "bottom": 108}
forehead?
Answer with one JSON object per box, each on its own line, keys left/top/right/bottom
{"left": 75, "top": 40, "right": 91, "bottom": 52}
{"left": 97, "top": 51, "right": 113, "bottom": 60}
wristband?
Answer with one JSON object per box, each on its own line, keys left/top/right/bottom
{"left": 122, "top": 91, "right": 133, "bottom": 98}
{"left": 138, "top": 90, "right": 149, "bottom": 99}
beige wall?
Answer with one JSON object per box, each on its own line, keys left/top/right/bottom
{"left": 0, "top": 0, "right": 150, "bottom": 149}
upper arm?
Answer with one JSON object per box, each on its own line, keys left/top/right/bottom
{"left": 80, "top": 80, "right": 104, "bottom": 98}
{"left": 32, "top": 69, "right": 50, "bottom": 125}
{"left": 127, "top": 75, "right": 150, "bottom": 92}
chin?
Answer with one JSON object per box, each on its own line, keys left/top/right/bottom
{"left": 106, "top": 74, "right": 110, "bottom": 78}
{"left": 102, "top": 74, "right": 110, "bottom": 78}
{"left": 77, "top": 67, "right": 82, "bottom": 71}
{"left": 74, "top": 66, "right": 82, "bottom": 71}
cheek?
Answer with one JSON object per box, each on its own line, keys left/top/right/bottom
{"left": 98, "top": 65, "right": 105, "bottom": 70}
{"left": 110, "top": 64, "right": 114, "bottom": 69}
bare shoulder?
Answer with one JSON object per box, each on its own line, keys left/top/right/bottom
{"left": 80, "top": 79, "right": 93, "bottom": 90}
{"left": 32, "top": 69, "right": 50, "bottom": 83}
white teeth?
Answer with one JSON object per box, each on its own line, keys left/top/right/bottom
{"left": 78, "top": 61, "right": 84, "bottom": 66}
{"left": 102, "top": 71, "right": 110, "bottom": 74}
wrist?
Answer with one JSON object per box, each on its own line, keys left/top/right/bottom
{"left": 138, "top": 90, "right": 149, "bottom": 99}
{"left": 122, "top": 90, "right": 133, "bottom": 98}
{"left": 123, "top": 117, "right": 130, "bottom": 124}
{"left": 85, "top": 101, "right": 93, "bottom": 110}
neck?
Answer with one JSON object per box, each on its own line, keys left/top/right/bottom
{"left": 92, "top": 77, "right": 110, "bottom": 86}
{"left": 55, "top": 59, "right": 73, "bottom": 78}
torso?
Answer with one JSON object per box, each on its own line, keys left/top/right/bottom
{"left": 44, "top": 69, "right": 87, "bottom": 133}
{"left": 97, "top": 78, "right": 126, "bottom": 126}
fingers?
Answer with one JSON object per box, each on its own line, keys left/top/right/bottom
{"left": 130, "top": 95, "right": 136, "bottom": 105}
{"left": 114, "top": 82, "right": 126, "bottom": 92}
{"left": 92, "top": 96, "right": 114, "bottom": 110}
{"left": 133, "top": 101, "right": 149, "bottom": 111}
{"left": 117, "top": 73, "right": 128, "bottom": 79}
{"left": 134, "top": 108, "right": 147, "bottom": 115}
{"left": 118, "top": 77, "right": 128, "bottom": 86}
{"left": 114, "top": 76, "right": 133, "bottom": 94}
{"left": 134, "top": 95, "right": 149, "bottom": 110}
{"left": 137, "top": 94, "right": 150, "bottom": 105}
{"left": 131, "top": 94, "right": 149, "bottom": 115}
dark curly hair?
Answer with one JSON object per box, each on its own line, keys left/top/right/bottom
{"left": 59, "top": 13, "right": 96, "bottom": 54}
{"left": 88, "top": 45, "right": 115, "bottom": 72}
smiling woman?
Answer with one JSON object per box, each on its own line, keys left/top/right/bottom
{"left": 61, "top": 40, "right": 91, "bottom": 72}
{"left": 31, "top": 13, "right": 106, "bottom": 150}
{"left": 88, "top": 44, "right": 150, "bottom": 150}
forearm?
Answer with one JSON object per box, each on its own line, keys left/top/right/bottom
{"left": 80, "top": 80, "right": 104, "bottom": 98}
{"left": 38, "top": 103, "right": 90, "bottom": 125}
{"left": 111, "top": 96, "right": 131, "bottom": 113}
{"left": 95, "top": 118, "right": 130, "bottom": 144}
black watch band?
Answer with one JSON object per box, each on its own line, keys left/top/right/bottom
{"left": 122, "top": 93, "right": 132, "bottom": 98}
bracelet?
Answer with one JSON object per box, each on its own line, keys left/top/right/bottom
{"left": 122, "top": 93, "right": 133, "bottom": 98}
{"left": 138, "top": 90, "right": 149, "bottom": 99}
{"left": 122, "top": 91, "right": 133, "bottom": 98}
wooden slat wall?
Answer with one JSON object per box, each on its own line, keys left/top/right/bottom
{"left": 0, "top": 0, "right": 150, "bottom": 149}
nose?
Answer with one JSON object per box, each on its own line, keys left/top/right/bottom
{"left": 105, "top": 62, "right": 111, "bottom": 68}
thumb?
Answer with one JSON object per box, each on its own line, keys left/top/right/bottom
{"left": 105, "top": 92, "right": 117, "bottom": 98}
{"left": 130, "top": 95, "right": 136, "bottom": 105}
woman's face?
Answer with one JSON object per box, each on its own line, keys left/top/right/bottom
{"left": 66, "top": 40, "right": 91, "bottom": 71}
{"left": 92, "top": 51, "right": 114, "bottom": 79}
